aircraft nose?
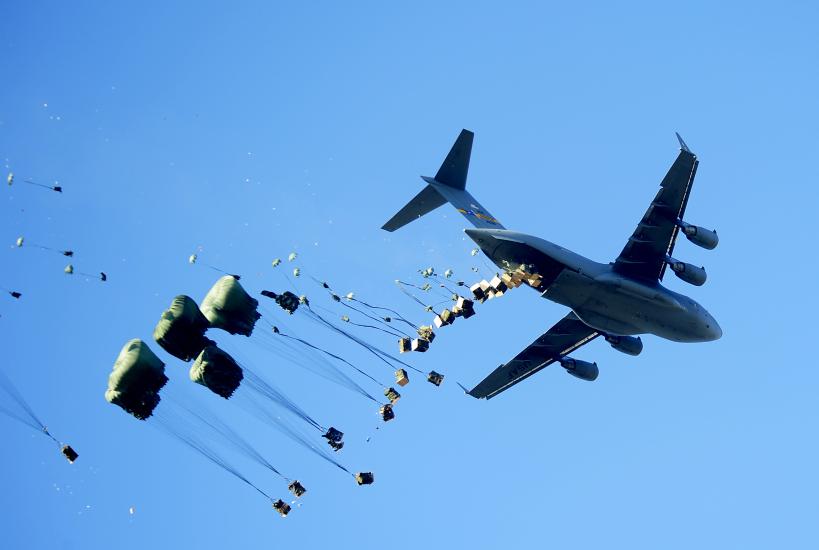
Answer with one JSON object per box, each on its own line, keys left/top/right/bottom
{"left": 705, "top": 315, "right": 722, "bottom": 341}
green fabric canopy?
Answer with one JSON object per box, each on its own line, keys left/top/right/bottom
{"left": 200, "top": 276, "right": 260, "bottom": 336}
{"left": 105, "top": 339, "right": 168, "bottom": 420}
{"left": 190, "top": 345, "right": 244, "bottom": 399}
{"left": 153, "top": 295, "right": 211, "bottom": 361}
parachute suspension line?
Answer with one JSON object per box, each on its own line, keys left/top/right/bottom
{"left": 0, "top": 369, "right": 60, "bottom": 445}
{"left": 308, "top": 274, "right": 420, "bottom": 331}
{"left": 154, "top": 413, "right": 273, "bottom": 501}
{"left": 247, "top": 398, "right": 351, "bottom": 476}
{"left": 174, "top": 400, "right": 290, "bottom": 483}
{"left": 314, "top": 304, "right": 408, "bottom": 339}
{"left": 254, "top": 316, "right": 380, "bottom": 402}
{"left": 302, "top": 305, "right": 424, "bottom": 374}
{"left": 400, "top": 279, "right": 451, "bottom": 301}
{"left": 242, "top": 368, "right": 325, "bottom": 432}
{"left": 187, "top": 254, "right": 240, "bottom": 279}
{"left": 337, "top": 302, "right": 411, "bottom": 338}
{"left": 64, "top": 267, "right": 106, "bottom": 281}
{"left": 274, "top": 330, "right": 385, "bottom": 401}
{"left": 395, "top": 280, "right": 432, "bottom": 309}
{"left": 23, "top": 179, "right": 62, "bottom": 193}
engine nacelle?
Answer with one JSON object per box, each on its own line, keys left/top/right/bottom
{"left": 559, "top": 357, "right": 599, "bottom": 381}
{"left": 678, "top": 221, "right": 719, "bottom": 250}
{"left": 667, "top": 257, "right": 707, "bottom": 286}
{"left": 605, "top": 334, "right": 643, "bottom": 356}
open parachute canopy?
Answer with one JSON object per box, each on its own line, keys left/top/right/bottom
{"left": 190, "top": 344, "right": 244, "bottom": 399}
{"left": 200, "top": 276, "right": 260, "bottom": 336}
{"left": 105, "top": 339, "right": 168, "bottom": 420}
{"left": 153, "top": 295, "right": 212, "bottom": 361}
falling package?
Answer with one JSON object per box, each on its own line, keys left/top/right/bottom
{"left": 398, "top": 337, "right": 412, "bottom": 353}
{"left": 288, "top": 480, "right": 307, "bottom": 498}
{"left": 411, "top": 338, "right": 429, "bottom": 353}
{"left": 427, "top": 371, "right": 445, "bottom": 387}
{"left": 384, "top": 387, "right": 401, "bottom": 404}
{"left": 273, "top": 499, "right": 292, "bottom": 517}
{"left": 355, "top": 472, "right": 375, "bottom": 485}
{"left": 379, "top": 403, "right": 395, "bottom": 422}
{"left": 394, "top": 369, "right": 410, "bottom": 386}
{"left": 61, "top": 445, "right": 79, "bottom": 463}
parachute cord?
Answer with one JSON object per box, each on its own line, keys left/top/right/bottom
{"left": 23, "top": 179, "right": 61, "bottom": 192}
{"left": 244, "top": 395, "right": 351, "bottom": 476}
{"left": 242, "top": 368, "right": 325, "bottom": 433}
{"left": 395, "top": 281, "right": 432, "bottom": 309}
{"left": 254, "top": 320, "right": 380, "bottom": 402}
{"left": 313, "top": 304, "right": 408, "bottom": 339}
{"left": 0, "top": 369, "right": 58, "bottom": 442}
{"left": 274, "top": 330, "right": 385, "bottom": 399}
{"left": 176, "top": 401, "right": 290, "bottom": 482}
{"left": 303, "top": 306, "right": 424, "bottom": 374}
{"left": 337, "top": 302, "right": 411, "bottom": 338}
{"left": 155, "top": 417, "right": 273, "bottom": 500}
{"left": 349, "top": 298, "right": 419, "bottom": 330}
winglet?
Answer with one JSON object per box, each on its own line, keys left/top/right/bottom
{"left": 456, "top": 381, "right": 479, "bottom": 398}
{"left": 675, "top": 132, "right": 691, "bottom": 153}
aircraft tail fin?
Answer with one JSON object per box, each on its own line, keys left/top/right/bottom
{"left": 381, "top": 129, "right": 505, "bottom": 232}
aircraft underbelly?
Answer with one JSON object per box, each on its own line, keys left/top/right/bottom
{"left": 543, "top": 269, "right": 697, "bottom": 340}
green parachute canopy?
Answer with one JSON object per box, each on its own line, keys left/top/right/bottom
{"left": 153, "top": 295, "right": 212, "bottom": 361}
{"left": 190, "top": 345, "right": 244, "bottom": 399}
{"left": 200, "top": 276, "right": 260, "bottom": 336}
{"left": 105, "top": 339, "right": 168, "bottom": 420}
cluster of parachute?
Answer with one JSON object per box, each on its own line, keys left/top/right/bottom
{"left": 3, "top": 171, "right": 107, "bottom": 316}
{"left": 104, "top": 272, "right": 399, "bottom": 517}
{"left": 1, "top": 171, "right": 107, "bottom": 460}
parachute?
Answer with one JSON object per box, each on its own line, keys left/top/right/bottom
{"left": 153, "top": 295, "right": 212, "bottom": 361}
{"left": 105, "top": 339, "right": 168, "bottom": 420}
{"left": 201, "top": 276, "right": 260, "bottom": 336}
{"left": 0, "top": 368, "right": 77, "bottom": 463}
{"left": 189, "top": 345, "right": 244, "bottom": 399}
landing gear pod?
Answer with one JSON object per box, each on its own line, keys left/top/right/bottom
{"left": 355, "top": 472, "right": 375, "bottom": 485}
{"left": 61, "top": 445, "right": 78, "bottom": 463}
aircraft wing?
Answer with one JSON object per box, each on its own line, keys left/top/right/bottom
{"left": 467, "top": 312, "right": 599, "bottom": 399}
{"left": 613, "top": 135, "right": 699, "bottom": 281}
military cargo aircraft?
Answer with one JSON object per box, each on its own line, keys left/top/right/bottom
{"left": 383, "top": 130, "right": 721, "bottom": 399}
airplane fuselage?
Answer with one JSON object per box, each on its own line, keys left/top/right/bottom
{"left": 465, "top": 228, "right": 722, "bottom": 343}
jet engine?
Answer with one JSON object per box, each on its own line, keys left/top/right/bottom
{"left": 605, "top": 334, "right": 643, "bottom": 356}
{"left": 677, "top": 221, "right": 719, "bottom": 250}
{"left": 559, "top": 357, "right": 599, "bottom": 381}
{"left": 666, "top": 257, "right": 707, "bottom": 286}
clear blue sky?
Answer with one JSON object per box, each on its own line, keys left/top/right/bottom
{"left": 2, "top": 2, "right": 818, "bottom": 548}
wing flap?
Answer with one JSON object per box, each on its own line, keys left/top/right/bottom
{"left": 467, "top": 312, "right": 599, "bottom": 399}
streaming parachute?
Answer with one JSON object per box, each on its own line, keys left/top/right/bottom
{"left": 201, "top": 276, "right": 260, "bottom": 336}
{"left": 105, "top": 339, "right": 169, "bottom": 420}
{"left": 0, "top": 368, "right": 78, "bottom": 463}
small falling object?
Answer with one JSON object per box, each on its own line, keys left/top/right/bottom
{"left": 444, "top": 269, "right": 454, "bottom": 278}
{"left": 288, "top": 252, "right": 297, "bottom": 262}
{"left": 129, "top": 506, "right": 136, "bottom": 516}
{"left": 470, "top": 248, "right": 479, "bottom": 256}
{"left": 271, "top": 258, "right": 281, "bottom": 267}
{"left": 15, "top": 237, "right": 23, "bottom": 247}
{"left": 189, "top": 254, "right": 197, "bottom": 264}
{"left": 64, "top": 264, "right": 74, "bottom": 275}
{"left": 345, "top": 292, "right": 354, "bottom": 300}
{"left": 6, "top": 172, "right": 13, "bottom": 185}
{"left": 292, "top": 267, "right": 300, "bottom": 277}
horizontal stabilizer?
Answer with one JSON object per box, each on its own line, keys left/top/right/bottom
{"left": 382, "top": 185, "right": 446, "bottom": 232}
